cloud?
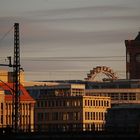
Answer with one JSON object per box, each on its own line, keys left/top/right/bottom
{"left": 24, "top": 4, "right": 138, "bottom": 23}
{"left": 27, "top": 5, "right": 133, "bottom": 16}
{"left": 16, "top": 4, "right": 139, "bottom": 48}
{"left": 1, "top": 3, "right": 139, "bottom": 49}
{"left": 0, "top": 0, "right": 140, "bottom": 80}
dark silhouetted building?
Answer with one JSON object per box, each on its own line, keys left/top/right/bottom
{"left": 125, "top": 32, "right": 140, "bottom": 79}
{"left": 105, "top": 104, "right": 140, "bottom": 134}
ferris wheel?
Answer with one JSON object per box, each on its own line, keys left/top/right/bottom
{"left": 85, "top": 66, "right": 118, "bottom": 82}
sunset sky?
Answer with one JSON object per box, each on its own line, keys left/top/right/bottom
{"left": 0, "top": 0, "right": 140, "bottom": 81}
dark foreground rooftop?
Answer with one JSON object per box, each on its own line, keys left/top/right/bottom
{"left": 1, "top": 131, "right": 140, "bottom": 140}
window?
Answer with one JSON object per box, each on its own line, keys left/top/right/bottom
{"left": 44, "top": 101, "right": 47, "bottom": 107}
{"left": 77, "top": 100, "right": 81, "bottom": 106}
{"left": 120, "top": 93, "right": 128, "bottom": 100}
{"left": 29, "top": 103, "right": 31, "bottom": 110}
{"left": 93, "top": 112, "right": 95, "bottom": 120}
{"left": 44, "top": 112, "right": 49, "bottom": 121}
{"left": 55, "top": 100, "right": 58, "bottom": 106}
{"left": 91, "top": 112, "right": 93, "bottom": 120}
{"left": 63, "top": 113, "right": 67, "bottom": 121}
{"left": 90, "top": 100, "right": 92, "bottom": 106}
{"left": 37, "top": 113, "right": 43, "bottom": 121}
{"left": 93, "top": 100, "right": 95, "bottom": 106}
{"left": 1, "top": 115, "right": 3, "bottom": 124}
{"left": 73, "top": 112, "right": 80, "bottom": 120}
{"left": 85, "top": 100, "right": 87, "bottom": 106}
{"left": 37, "top": 101, "right": 40, "bottom": 107}
{"left": 106, "top": 101, "right": 109, "bottom": 107}
{"left": 63, "top": 101, "right": 66, "bottom": 106}
{"left": 87, "top": 112, "right": 90, "bottom": 120}
{"left": 52, "top": 101, "right": 55, "bottom": 107}
{"left": 111, "top": 93, "right": 119, "bottom": 100}
{"left": 96, "top": 100, "right": 98, "bottom": 106}
{"left": 68, "top": 112, "right": 73, "bottom": 120}
{"left": 88, "top": 100, "right": 90, "bottom": 106}
{"left": 101, "top": 101, "right": 103, "bottom": 106}
{"left": 9, "top": 103, "right": 11, "bottom": 110}
{"left": 99, "top": 101, "right": 100, "bottom": 106}
{"left": 96, "top": 112, "right": 98, "bottom": 120}
{"left": 85, "top": 112, "right": 87, "bottom": 120}
{"left": 1, "top": 103, "right": 3, "bottom": 110}
{"left": 66, "top": 101, "right": 70, "bottom": 107}
{"left": 52, "top": 112, "right": 59, "bottom": 120}
{"left": 129, "top": 93, "right": 136, "bottom": 100}
{"left": 4, "top": 90, "right": 12, "bottom": 95}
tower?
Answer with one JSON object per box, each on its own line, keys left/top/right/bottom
{"left": 13, "top": 23, "right": 21, "bottom": 132}
{"left": 125, "top": 32, "right": 140, "bottom": 79}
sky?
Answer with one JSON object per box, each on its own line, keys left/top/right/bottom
{"left": 0, "top": 0, "right": 140, "bottom": 81}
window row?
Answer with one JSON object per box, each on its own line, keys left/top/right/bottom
{"left": 37, "top": 100, "right": 81, "bottom": 108}
{"left": 5, "top": 103, "right": 31, "bottom": 110}
{"left": 88, "top": 93, "right": 136, "bottom": 100}
{"left": 5, "top": 115, "right": 31, "bottom": 125}
{"left": 37, "top": 112, "right": 81, "bottom": 121}
{"left": 84, "top": 100, "right": 110, "bottom": 107}
{"left": 84, "top": 123, "right": 104, "bottom": 131}
{"left": 85, "top": 112, "right": 106, "bottom": 121}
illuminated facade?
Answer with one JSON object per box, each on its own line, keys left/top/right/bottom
{"left": 85, "top": 80, "right": 140, "bottom": 106}
{"left": 0, "top": 70, "right": 25, "bottom": 84}
{"left": 26, "top": 83, "right": 110, "bottom": 132}
{"left": 0, "top": 83, "right": 35, "bottom": 132}
{"left": 35, "top": 95, "right": 110, "bottom": 132}
{"left": 59, "top": 79, "right": 140, "bottom": 106}
{"left": 0, "top": 90, "right": 4, "bottom": 128}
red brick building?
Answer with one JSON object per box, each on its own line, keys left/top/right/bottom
{"left": 125, "top": 32, "right": 140, "bottom": 79}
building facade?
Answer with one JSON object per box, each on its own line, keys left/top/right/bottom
{"left": 34, "top": 95, "right": 110, "bottom": 132}
{"left": 0, "top": 83, "right": 35, "bottom": 132}
{"left": 61, "top": 80, "right": 140, "bottom": 106}
{"left": 85, "top": 80, "right": 140, "bottom": 106}
{"left": 105, "top": 104, "right": 140, "bottom": 134}
{"left": 26, "top": 84, "right": 85, "bottom": 98}
{"left": 0, "top": 70, "right": 25, "bottom": 84}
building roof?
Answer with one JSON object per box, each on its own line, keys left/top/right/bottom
{"left": 0, "top": 82, "right": 35, "bottom": 102}
{"left": 135, "top": 32, "right": 140, "bottom": 41}
{"left": 112, "top": 104, "right": 140, "bottom": 109}
{"left": 23, "top": 81, "right": 60, "bottom": 87}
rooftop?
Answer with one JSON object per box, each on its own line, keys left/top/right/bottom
{"left": 135, "top": 32, "right": 140, "bottom": 41}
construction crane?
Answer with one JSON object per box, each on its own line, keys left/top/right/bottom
{"left": 0, "top": 23, "right": 21, "bottom": 133}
